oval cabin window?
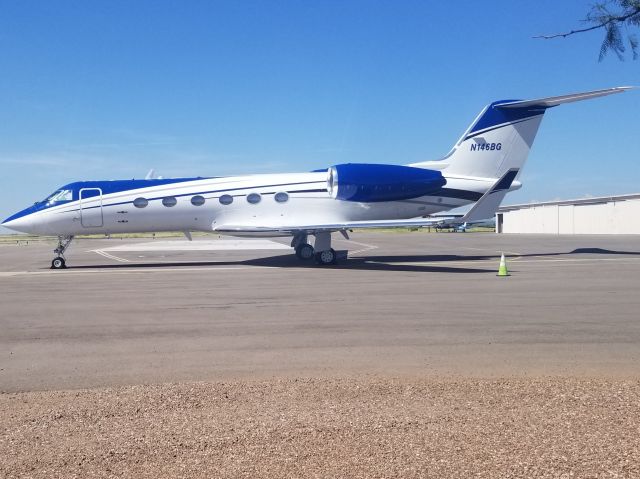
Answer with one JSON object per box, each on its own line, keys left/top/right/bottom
{"left": 219, "top": 195, "right": 233, "bottom": 205}
{"left": 246, "top": 193, "right": 261, "bottom": 204}
{"left": 274, "top": 192, "right": 289, "bottom": 203}
{"left": 191, "top": 195, "right": 205, "bottom": 206}
{"left": 133, "top": 197, "right": 148, "bottom": 208}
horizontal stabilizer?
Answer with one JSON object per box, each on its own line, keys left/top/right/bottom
{"left": 459, "top": 169, "right": 519, "bottom": 223}
{"left": 495, "top": 86, "right": 633, "bottom": 109}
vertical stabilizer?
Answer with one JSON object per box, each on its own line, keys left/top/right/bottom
{"left": 443, "top": 102, "right": 546, "bottom": 179}
{"left": 412, "top": 87, "right": 632, "bottom": 180}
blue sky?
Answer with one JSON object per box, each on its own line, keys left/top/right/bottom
{"left": 1, "top": 0, "right": 638, "bottom": 228}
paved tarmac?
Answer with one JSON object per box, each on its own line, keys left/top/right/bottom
{"left": 1, "top": 232, "right": 640, "bottom": 392}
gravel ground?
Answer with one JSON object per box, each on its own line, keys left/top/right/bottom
{"left": 1, "top": 377, "right": 639, "bottom": 478}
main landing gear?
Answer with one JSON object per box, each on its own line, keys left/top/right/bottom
{"left": 291, "top": 232, "right": 337, "bottom": 266}
{"left": 292, "top": 234, "right": 315, "bottom": 260}
{"left": 315, "top": 248, "right": 337, "bottom": 265}
{"left": 51, "top": 235, "right": 74, "bottom": 269}
{"left": 295, "top": 243, "right": 315, "bottom": 260}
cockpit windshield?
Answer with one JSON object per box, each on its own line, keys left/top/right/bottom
{"left": 43, "top": 189, "right": 73, "bottom": 204}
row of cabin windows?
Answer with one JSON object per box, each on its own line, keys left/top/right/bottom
{"left": 133, "top": 192, "right": 289, "bottom": 208}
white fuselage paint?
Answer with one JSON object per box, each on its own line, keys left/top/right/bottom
{"left": 12, "top": 171, "right": 497, "bottom": 237}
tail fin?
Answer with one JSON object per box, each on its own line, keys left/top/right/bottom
{"left": 413, "top": 87, "right": 632, "bottom": 179}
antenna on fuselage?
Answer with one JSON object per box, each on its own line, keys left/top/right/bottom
{"left": 145, "top": 169, "right": 163, "bottom": 180}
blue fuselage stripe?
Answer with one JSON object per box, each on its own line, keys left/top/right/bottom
{"left": 47, "top": 181, "right": 328, "bottom": 214}
{"left": 463, "top": 116, "right": 541, "bottom": 141}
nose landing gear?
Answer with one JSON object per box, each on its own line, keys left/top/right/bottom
{"left": 51, "top": 257, "right": 66, "bottom": 269}
{"left": 51, "top": 235, "right": 74, "bottom": 269}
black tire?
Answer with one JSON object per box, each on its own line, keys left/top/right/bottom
{"left": 315, "top": 248, "right": 336, "bottom": 265}
{"left": 295, "top": 243, "right": 314, "bottom": 260}
{"left": 51, "top": 257, "right": 66, "bottom": 269}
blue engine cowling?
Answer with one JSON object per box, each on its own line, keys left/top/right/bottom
{"left": 327, "top": 163, "right": 446, "bottom": 202}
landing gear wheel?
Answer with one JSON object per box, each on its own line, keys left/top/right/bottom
{"left": 51, "top": 257, "right": 66, "bottom": 269}
{"left": 315, "top": 248, "right": 337, "bottom": 265}
{"left": 295, "top": 243, "right": 315, "bottom": 260}
{"left": 51, "top": 235, "right": 73, "bottom": 269}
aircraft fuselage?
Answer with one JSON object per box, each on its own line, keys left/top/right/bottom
{"left": 3, "top": 171, "right": 494, "bottom": 237}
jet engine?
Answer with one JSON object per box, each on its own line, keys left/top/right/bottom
{"left": 326, "top": 163, "right": 446, "bottom": 202}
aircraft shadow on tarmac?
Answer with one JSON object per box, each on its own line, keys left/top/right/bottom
{"left": 68, "top": 247, "right": 640, "bottom": 274}
{"left": 71, "top": 251, "right": 493, "bottom": 273}
{"left": 364, "top": 247, "right": 640, "bottom": 263}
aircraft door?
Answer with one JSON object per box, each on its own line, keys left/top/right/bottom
{"left": 79, "top": 188, "right": 104, "bottom": 228}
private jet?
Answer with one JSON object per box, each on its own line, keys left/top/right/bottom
{"left": 2, "top": 87, "right": 631, "bottom": 268}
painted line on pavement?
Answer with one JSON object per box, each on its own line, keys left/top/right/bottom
{"left": 0, "top": 266, "right": 274, "bottom": 278}
{"left": 99, "top": 239, "right": 291, "bottom": 252}
{"left": 342, "top": 240, "right": 378, "bottom": 256}
{"left": 92, "top": 250, "right": 132, "bottom": 263}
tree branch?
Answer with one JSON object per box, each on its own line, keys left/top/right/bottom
{"left": 533, "top": 7, "right": 640, "bottom": 39}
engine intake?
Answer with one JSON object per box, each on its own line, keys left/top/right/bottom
{"left": 327, "top": 163, "right": 446, "bottom": 202}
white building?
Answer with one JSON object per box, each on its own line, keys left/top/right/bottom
{"left": 496, "top": 193, "right": 640, "bottom": 234}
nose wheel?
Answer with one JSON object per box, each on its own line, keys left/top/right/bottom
{"left": 51, "top": 257, "right": 66, "bottom": 269}
{"left": 50, "top": 235, "right": 74, "bottom": 269}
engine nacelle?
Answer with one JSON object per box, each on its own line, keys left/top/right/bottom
{"left": 327, "top": 163, "right": 446, "bottom": 202}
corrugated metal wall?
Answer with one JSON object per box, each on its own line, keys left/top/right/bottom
{"left": 500, "top": 198, "right": 640, "bottom": 234}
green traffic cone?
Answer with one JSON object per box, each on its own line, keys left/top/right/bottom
{"left": 497, "top": 252, "right": 509, "bottom": 277}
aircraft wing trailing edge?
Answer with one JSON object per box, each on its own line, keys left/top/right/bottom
{"left": 213, "top": 217, "right": 455, "bottom": 235}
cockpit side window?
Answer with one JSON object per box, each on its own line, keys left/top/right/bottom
{"left": 44, "top": 189, "right": 73, "bottom": 204}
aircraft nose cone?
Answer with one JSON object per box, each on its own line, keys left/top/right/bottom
{"left": 2, "top": 206, "right": 44, "bottom": 234}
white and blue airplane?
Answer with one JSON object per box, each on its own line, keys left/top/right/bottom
{"left": 2, "top": 87, "right": 631, "bottom": 268}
